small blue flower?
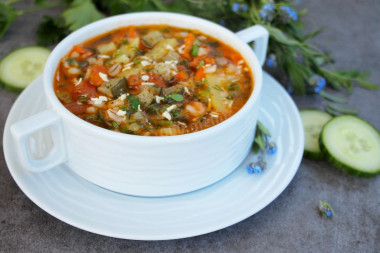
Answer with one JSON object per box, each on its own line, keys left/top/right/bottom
{"left": 246, "top": 162, "right": 264, "bottom": 174}
{"left": 232, "top": 3, "right": 240, "bottom": 12}
{"left": 253, "top": 164, "right": 263, "bottom": 173}
{"left": 279, "top": 6, "right": 298, "bottom": 23}
{"left": 265, "top": 53, "right": 276, "bottom": 67}
{"left": 267, "top": 141, "right": 277, "bottom": 154}
{"left": 241, "top": 4, "right": 248, "bottom": 12}
{"left": 260, "top": 3, "right": 275, "bottom": 22}
{"left": 319, "top": 200, "right": 335, "bottom": 218}
{"left": 309, "top": 75, "right": 326, "bottom": 93}
{"left": 219, "top": 19, "right": 226, "bottom": 26}
{"left": 262, "top": 3, "right": 275, "bottom": 11}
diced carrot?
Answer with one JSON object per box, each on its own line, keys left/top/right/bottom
{"left": 230, "top": 53, "right": 242, "bottom": 64}
{"left": 89, "top": 65, "right": 108, "bottom": 87}
{"left": 195, "top": 67, "right": 205, "bottom": 82}
{"left": 127, "top": 73, "right": 166, "bottom": 88}
{"left": 127, "top": 26, "right": 139, "bottom": 38}
{"left": 72, "top": 45, "right": 93, "bottom": 58}
{"left": 74, "top": 80, "right": 97, "bottom": 98}
{"left": 169, "top": 71, "right": 189, "bottom": 85}
{"left": 127, "top": 74, "right": 141, "bottom": 87}
{"left": 180, "top": 33, "right": 195, "bottom": 59}
{"left": 148, "top": 72, "right": 166, "bottom": 87}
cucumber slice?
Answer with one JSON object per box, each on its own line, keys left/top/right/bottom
{"left": 0, "top": 46, "right": 50, "bottom": 92}
{"left": 300, "top": 109, "right": 333, "bottom": 160}
{"left": 320, "top": 115, "right": 380, "bottom": 177}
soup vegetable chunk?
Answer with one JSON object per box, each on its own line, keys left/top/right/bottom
{"left": 54, "top": 25, "right": 253, "bottom": 136}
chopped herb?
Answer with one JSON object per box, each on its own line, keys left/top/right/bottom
{"left": 78, "top": 94, "right": 89, "bottom": 102}
{"left": 133, "top": 58, "right": 141, "bottom": 65}
{"left": 227, "top": 82, "right": 240, "bottom": 91}
{"left": 161, "top": 27, "right": 169, "bottom": 33}
{"left": 196, "top": 60, "right": 205, "bottom": 69}
{"left": 122, "top": 39, "right": 129, "bottom": 45}
{"left": 112, "top": 121, "right": 119, "bottom": 129}
{"left": 86, "top": 115, "right": 96, "bottom": 121}
{"left": 213, "top": 85, "right": 223, "bottom": 91}
{"left": 113, "top": 49, "right": 125, "bottom": 58}
{"left": 66, "top": 58, "right": 76, "bottom": 66}
{"left": 121, "top": 105, "right": 126, "bottom": 111}
{"left": 78, "top": 61, "right": 88, "bottom": 69}
{"left": 158, "top": 120, "right": 173, "bottom": 126}
{"left": 58, "top": 83, "right": 67, "bottom": 88}
{"left": 168, "top": 93, "right": 184, "bottom": 102}
{"left": 171, "top": 109, "right": 181, "bottom": 119}
{"left": 190, "top": 45, "right": 199, "bottom": 57}
{"left": 147, "top": 104, "right": 160, "bottom": 113}
{"left": 226, "top": 95, "right": 234, "bottom": 100}
{"left": 127, "top": 95, "right": 141, "bottom": 113}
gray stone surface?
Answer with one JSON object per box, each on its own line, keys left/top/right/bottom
{"left": 0, "top": 0, "right": 379, "bottom": 252}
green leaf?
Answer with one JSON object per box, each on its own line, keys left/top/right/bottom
{"left": 62, "top": 0, "right": 105, "bottom": 31}
{"left": 37, "top": 16, "right": 69, "bottom": 46}
{"left": 356, "top": 79, "right": 379, "bottom": 90}
{"left": 127, "top": 95, "right": 140, "bottom": 113}
{"left": 190, "top": 45, "right": 199, "bottom": 57}
{"left": 168, "top": 93, "right": 184, "bottom": 102}
{"left": 327, "top": 104, "right": 358, "bottom": 115}
{"left": 319, "top": 91, "right": 348, "bottom": 103}
{"left": 266, "top": 26, "right": 302, "bottom": 47}
{"left": 34, "top": 0, "right": 51, "bottom": 7}
{"left": 0, "top": 2, "right": 20, "bottom": 40}
{"left": 254, "top": 133, "right": 265, "bottom": 150}
{"left": 257, "top": 121, "right": 271, "bottom": 137}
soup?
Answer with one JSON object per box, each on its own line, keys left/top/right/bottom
{"left": 54, "top": 25, "right": 253, "bottom": 136}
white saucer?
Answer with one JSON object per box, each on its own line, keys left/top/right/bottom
{"left": 3, "top": 72, "right": 304, "bottom": 240}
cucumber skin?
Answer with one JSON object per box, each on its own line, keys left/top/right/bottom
{"left": 301, "top": 109, "right": 333, "bottom": 160}
{"left": 303, "top": 149, "right": 325, "bottom": 160}
{"left": 0, "top": 46, "right": 50, "bottom": 93}
{"left": 319, "top": 115, "right": 380, "bottom": 177}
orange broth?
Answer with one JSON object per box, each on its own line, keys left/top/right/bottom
{"left": 54, "top": 25, "right": 253, "bottom": 136}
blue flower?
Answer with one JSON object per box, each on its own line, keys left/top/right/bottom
{"left": 232, "top": 3, "right": 240, "bottom": 12}
{"left": 262, "top": 3, "right": 275, "bottom": 11}
{"left": 265, "top": 53, "right": 276, "bottom": 67}
{"left": 309, "top": 75, "right": 326, "bottom": 93}
{"left": 232, "top": 3, "right": 248, "bottom": 12}
{"left": 246, "top": 162, "right": 264, "bottom": 174}
{"left": 260, "top": 3, "right": 275, "bottom": 22}
{"left": 319, "top": 200, "right": 335, "bottom": 218}
{"left": 219, "top": 19, "right": 226, "bottom": 26}
{"left": 279, "top": 6, "right": 298, "bottom": 23}
{"left": 267, "top": 141, "right": 277, "bottom": 154}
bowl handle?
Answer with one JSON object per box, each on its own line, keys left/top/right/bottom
{"left": 10, "top": 110, "right": 67, "bottom": 172}
{"left": 235, "top": 25, "right": 269, "bottom": 66}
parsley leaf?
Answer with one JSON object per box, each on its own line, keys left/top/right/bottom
{"left": 168, "top": 93, "right": 184, "bottom": 102}
{"left": 190, "top": 45, "right": 199, "bottom": 57}
{"left": 62, "top": 0, "right": 105, "bottom": 31}
{"left": 37, "top": 16, "right": 69, "bottom": 46}
{"left": 127, "top": 95, "right": 140, "bottom": 113}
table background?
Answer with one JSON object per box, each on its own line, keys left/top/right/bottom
{"left": 1, "top": 1, "right": 379, "bottom": 252}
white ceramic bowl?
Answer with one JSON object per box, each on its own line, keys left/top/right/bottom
{"left": 11, "top": 12, "right": 268, "bottom": 197}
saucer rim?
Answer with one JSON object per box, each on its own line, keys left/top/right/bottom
{"left": 3, "top": 72, "right": 304, "bottom": 240}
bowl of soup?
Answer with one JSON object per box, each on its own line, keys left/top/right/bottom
{"left": 11, "top": 12, "right": 266, "bottom": 197}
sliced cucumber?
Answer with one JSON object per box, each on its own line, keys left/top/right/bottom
{"left": 300, "top": 109, "right": 333, "bottom": 160}
{"left": 0, "top": 46, "right": 50, "bottom": 92}
{"left": 320, "top": 115, "right": 380, "bottom": 177}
